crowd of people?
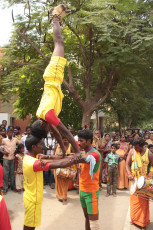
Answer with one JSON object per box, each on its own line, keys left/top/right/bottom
{"left": 1, "top": 121, "right": 153, "bottom": 230}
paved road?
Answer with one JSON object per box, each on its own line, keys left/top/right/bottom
{"left": 4, "top": 184, "right": 153, "bottom": 230}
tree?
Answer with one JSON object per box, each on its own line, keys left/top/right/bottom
{"left": 1, "top": 0, "right": 153, "bottom": 127}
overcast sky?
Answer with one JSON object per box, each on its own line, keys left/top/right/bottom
{"left": 0, "top": 5, "right": 23, "bottom": 46}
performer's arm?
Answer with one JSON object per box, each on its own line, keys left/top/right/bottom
{"left": 126, "top": 150, "right": 134, "bottom": 180}
{"left": 37, "top": 154, "right": 88, "bottom": 170}
{"left": 49, "top": 124, "right": 66, "bottom": 156}
{"left": 57, "top": 121, "right": 80, "bottom": 153}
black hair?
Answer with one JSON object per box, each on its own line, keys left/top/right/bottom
{"left": 7, "top": 128, "right": 14, "bottom": 133}
{"left": 26, "top": 126, "right": 31, "bottom": 131}
{"left": 78, "top": 127, "right": 83, "bottom": 131}
{"left": 0, "top": 127, "right": 6, "bottom": 131}
{"left": 31, "top": 120, "right": 47, "bottom": 138}
{"left": 8, "top": 125, "right": 14, "bottom": 130}
{"left": 132, "top": 138, "right": 145, "bottom": 147}
{"left": 111, "top": 143, "right": 117, "bottom": 149}
{"left": 148, "top": 144, "right": 153, "bottom": 149}
{"left": 104, "top": 133, "right": 110, "bottom": 137}
{"left": 25, "top": 135, "right": 41, "bottom": 151}
{"left": 78, "top": 129, "right": 93, "bottom": 143}
{"left": 14, "top": 126, "right": 21, "bottom": 130}
{"left": 144, "top": 142, "right": 148, "bottom": 146}
{"left": 15, "top": 144, "right": 24, "bottom": 154}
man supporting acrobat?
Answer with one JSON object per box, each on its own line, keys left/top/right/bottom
{"left": 31, "top": 5, "right": 79, "bottom": 155}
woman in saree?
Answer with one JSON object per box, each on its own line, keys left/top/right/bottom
{"left": 117, "top": 135, "right": 129, "bottom": 189}
{"left": 126, "top": 138, "right": 153, "bottom": 229}
{"left": 54, "top": 136, "right": 76, "bottom": 205}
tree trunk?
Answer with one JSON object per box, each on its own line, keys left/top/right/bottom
{"left": 127, "top": 119, "right": 132, "bottom": 128}
{"left": 82, "top": 110, "right": 92, "bottom": 128}
{"left": 118, "top": 114, "right": 122, "bottom": 134}
{"left": 95, "top": 110, "right": 99, "bottom": 129}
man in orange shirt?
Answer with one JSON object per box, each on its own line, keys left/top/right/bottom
{"left": 78, "top": 129, "right": 101, "bottom": 230}
{"left": 0, "top": 128, "right": 20, "bottom": 194}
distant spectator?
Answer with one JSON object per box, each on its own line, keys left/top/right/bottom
{"left": 148, "top": 144, "right": 153, "bottom": 153}
{"left": 74, "top": 127, "right": 83, "bottom": 141}
{"left": 0, "top": 127, "right": 7, "bottom": 138}
{"left": 21, "top": 126, "right": 31, "bottom": 153}
{"left": 146, "top": 133, "right": 153, "bottom": 145}
{"left": 133, "top": 133, "right": 140, "bottom": 139}
{"left": 144, "top": 142, "right": 149, "bottom": 149}
{"left": 15, "top": 144, "right": 24, "bottom": 193}
{"left": 144, "top": 135, "right": 150, "bottom": 142}
{"left": 14, "top": 126, "right": 21, "bottom": 140}
{"left": 0, "top": 128, "right": 20, "bottom": 194}
{"left": 1, "top": 120, "right": 7, "bottom": 131}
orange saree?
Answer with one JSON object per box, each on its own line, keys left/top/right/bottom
{"left": 117, "top": 149, "right": 128, "bottom": 189}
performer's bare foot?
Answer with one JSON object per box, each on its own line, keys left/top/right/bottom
{"left": 113, "top": 193, "right": 117, "bottom": 197}
{"left": 50, "top": 4, "right": 70, "bottom": 25}
{"left": 62, "top": 200, "right": 67, "bottom": 205}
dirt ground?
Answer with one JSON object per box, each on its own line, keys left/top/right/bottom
{"left": 4, "top": 184, "right": 153, "bottom": 230}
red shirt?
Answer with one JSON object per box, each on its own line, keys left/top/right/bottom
{"left": 0, "top": 195, "right": 12, "bottom": 230}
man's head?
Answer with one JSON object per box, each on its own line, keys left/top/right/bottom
{"left": 77, "top": 127, "right": 83, "bottom": 134}
{"left": 128, "top": 135, "right": 133, "bottom": 143}
{"left": 0, "top": 127, "right": 6, "bottom": 138}
{"left": 26, "top": 126, "right": 31, "bottom": 136}
{"left": 7, "top": 129, "right": 14, "bottom": 139}
{"left": 144, "top": 135, "right": 149, "bottom": 141}
{"left": 2, "top": 120, "right": 7, "bottom": 127}
{"left": 111, "top": 144, "right": 117, "bottom": 153}
{"left": 150, "top": 133, "right": 153, "bottom": 141}
{"left": 25, "top": 135, "right": 43, "bottom": 155}
{"left": 94, "top": 130, "right": 101, "bottom": 138}
{"left": 115, "top": 130, "right": 120, "bottom": 136}
{"left": 31, "top": 120, "right": 49, "bottom": 139}
{"left": 14, "top": 126, "right": 21, "bottom": 135}
{"left": 148, "top": 144, "right": 153, "bottom": 153}
{"left": 78, "top": 129, "right": 93, "bottom": 151}
{"left": 133, "top": 138, "right": 146, "bottom": 153}
{"left": 104, "top": 133, "right": 110, "bottom": 141}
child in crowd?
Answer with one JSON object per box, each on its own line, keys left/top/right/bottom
{"left": 105, "top": 144, "right": 120, "bottom": 197}
{"left": 15, "top": 144, "right": 24, "bottom": 193}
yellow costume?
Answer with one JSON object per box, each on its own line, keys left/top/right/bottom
{"left": 23, "top": 154, "right": 50, "bottom": 227}
{"left": 36, "top": 56, "right": 67, "bottom": 120}
{"left": 130, "top": 148, "right": 150, "bottom": 228}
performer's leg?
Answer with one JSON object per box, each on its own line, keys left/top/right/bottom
{"left": 52, "top": 20, "right": 64, "bottom": 58}
{"left": 82, "top": 208, "right": 91, "bottom": 230}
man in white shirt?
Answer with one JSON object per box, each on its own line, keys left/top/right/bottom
{"left": 0, "top": 128, "right": 20, "bottom": 194}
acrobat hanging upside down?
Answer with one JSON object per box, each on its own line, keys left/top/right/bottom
{"left": 31, "top": 4, "right": 79, "bottom": 155}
